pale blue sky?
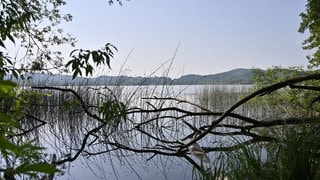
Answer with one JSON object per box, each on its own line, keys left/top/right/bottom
{"left": 61, "top": 0, "right": 309, "bottom": 77}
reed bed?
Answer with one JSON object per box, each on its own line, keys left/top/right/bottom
{"left": 193, "top": 85, "right": 320, "bottom": 180}
{"left": 15, "top": 82, "right": 320, "bottom": 179}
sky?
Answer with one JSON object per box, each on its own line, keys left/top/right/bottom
{"left": 60, "top": 0, "right": 309, "bottom": 78}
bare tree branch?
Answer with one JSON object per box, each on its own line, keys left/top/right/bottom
{"left": 179, "top": 73, "right": 320, "bottom": 152}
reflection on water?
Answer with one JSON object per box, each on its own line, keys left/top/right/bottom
{"left": 23, "top": 84, "right": 253, "bottom": 179}
{"left": 59, "top": 155, "right": 192, "bottom": 180}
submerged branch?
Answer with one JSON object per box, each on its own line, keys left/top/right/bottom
{"left": 128, "top": 106, "right": 259, "bottom": 124}
{"left": 32, "top": 86, "right": 103, "bottom": 122}
{"left": 55, "top": 124, "right": 106, "bottom": 165}
{"left": 142, "top": 97, "right": 213, "bottom": 112}
{"left": 246, "top": 116, "right": 320, "bottom": 129}
{"left": 15, "top": 114, "right": 48, "bottom": 136}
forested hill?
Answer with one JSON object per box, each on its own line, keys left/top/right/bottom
{"left": 174, "top": 68, "right": 254, "bottom": 85}
{"left": 11, "top": 68, "right": 255, "bottom": 86}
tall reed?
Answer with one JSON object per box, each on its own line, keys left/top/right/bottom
{"left": 194, "top": 85, "right": 320, "bottom": 180}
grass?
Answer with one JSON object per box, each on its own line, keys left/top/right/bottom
{"left": 193, "top": 85, "right": 320, "bottom": 180}
{"left": 192, "top": 125, "right": 320, "bottom": 180}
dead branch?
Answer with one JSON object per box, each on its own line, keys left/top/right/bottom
{"left": 179, "top": 73, "right": 320, "bottom": 152}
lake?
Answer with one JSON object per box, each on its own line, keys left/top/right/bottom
{"left": 23, "top": 84, "right": 253, "bottom": 180}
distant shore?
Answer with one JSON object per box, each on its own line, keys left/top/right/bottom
{"left": 8, "top": 68, "right": 255, "bottom": 86}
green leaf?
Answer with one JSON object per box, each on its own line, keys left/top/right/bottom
{"left": 0, "top": 39, "right": 6, "bottom": 48}
{"left": 91, "top": 51, "right": 98, "bottom": 63}
{"left": 0, "top": 80, "right": 17, "bottom": 94}
{"left": 14, "top": 163, "right": 60, "bottom": 174}
{"left": 85, "top": 65, "right": 93, "bottom": 76}
{"left": 7, "top": 33, "right": 15, "bottom": 44}
{"left": 0, "top": 136, "right": 18, "bottom": 155}
{"left": 72, "top": 71, "right": 78, "bottom": 79}
{"left": 12, "top": 70, "right": 19, "bottom": 79}
{"left": 0, "top": 112, "right": 20, "bottom": 128}
{"left": 84, "top": 53, "right": 90, "bottom": 62}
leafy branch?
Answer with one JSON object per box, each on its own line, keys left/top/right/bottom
{"left": 66, "top": 43, "right": 117, "bottom": 79}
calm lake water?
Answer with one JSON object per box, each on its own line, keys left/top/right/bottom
{"left": 35, "top": 84, "right": 252, "bottom": 180}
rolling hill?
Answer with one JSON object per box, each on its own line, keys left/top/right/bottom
{"left": 9, "top": 68, "right": 255, "bottom": 86}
